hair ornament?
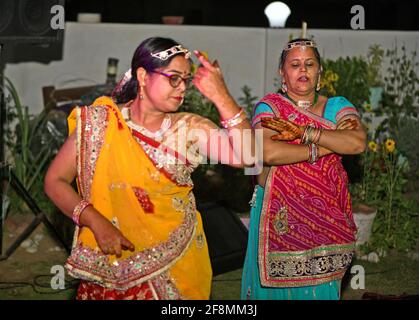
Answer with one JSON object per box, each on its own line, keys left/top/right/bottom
{"left": 151, "top": 44, "right": 191, "bottom": 61}
{"left": 284, "top": 40, "right": 317, "bottom": 51}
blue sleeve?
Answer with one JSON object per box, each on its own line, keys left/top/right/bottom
{"left": 324, "top": 96, "right": 359, "bottom": 124}
{"left": 252, "top": 103, "right": 274, "bottom": 127}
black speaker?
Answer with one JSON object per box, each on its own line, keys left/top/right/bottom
{"left": 198, "top": 202, "right": 248, "bottom": 276}
{"left": 0, "top": 0, "right": 64, "bottom": 63}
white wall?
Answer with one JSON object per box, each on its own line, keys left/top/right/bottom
{"left": 4, "top": 22, "right": 419, "bottom": 114}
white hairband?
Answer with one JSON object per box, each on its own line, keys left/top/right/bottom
{"left": 151, "top": 44, "right": 191, "bottom": 61}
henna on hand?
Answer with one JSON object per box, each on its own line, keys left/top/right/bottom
{"left": 261, "top": 117, "right": 304, "bottom": 141}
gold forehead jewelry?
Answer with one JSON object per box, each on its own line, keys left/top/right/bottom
{"left": 151, "top": 45, "right": 191, "bottom": 61}
{"left": 284, "top": 40, "right": 317, "bottom": 51}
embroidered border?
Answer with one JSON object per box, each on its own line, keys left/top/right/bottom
{"left": 72, "top": 106, "right": 109, "bottom": 248}
{"left": 264, "top": 247, "right": 354, "bottom": 287}
{"left": 150, "top": 272, "right": 183, "bottom": 300}
{"left": 259, "top": 94, "right": 336, "bottom": 129}
{"left": 77, "top": 106, "right": 109, "bottom": 200}
{"left": 336, "top": 106, "right": 360, "bottom": 123}
{"left": 134, "top": 136, "right": 195, "bottom": 187}
{"left": 66, "top": 192, "right": 198, "bottom": 291}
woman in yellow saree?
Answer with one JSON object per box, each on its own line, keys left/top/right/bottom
{"left": 44, "top": 37, "right": 254, "bottom": 300}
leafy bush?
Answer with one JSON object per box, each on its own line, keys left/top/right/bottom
{"left": 3, "top": 78, "right": 65, "bottom": 214}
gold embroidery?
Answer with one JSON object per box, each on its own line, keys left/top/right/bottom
{"left": 273, "top": 206, "right": 288, "bottom": 235}
{"left": 66, "top": 193, "right": 198, "bottom": 291}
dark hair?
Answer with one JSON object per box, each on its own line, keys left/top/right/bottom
{"left": 279, "top": 38, "right": 322, "bottom": 70}
{"left": 115, "top": 37, "right": 189, "bottom": 103}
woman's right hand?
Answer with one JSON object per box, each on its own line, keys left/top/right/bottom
{"left": 192, "top": 50, "right": 233, "bottom": 106}
{"left": 82, "top": 209, "right": 135, "bottom": 257}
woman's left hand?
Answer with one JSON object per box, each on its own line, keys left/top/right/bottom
{"left": 192, "top": 51, "right": 233, "bottom": 106}
{"left": 261, "top": 117, "right": 304, "bottom": 141}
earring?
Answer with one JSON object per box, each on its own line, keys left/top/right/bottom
{"left": 316, "top": 76, "right": 321, "bottom": 91}
{"left": 139, "top": 84, "right": 144, "bottom": 100}
{"left": 281, "top": 81, "right": 288, "bottom": 93}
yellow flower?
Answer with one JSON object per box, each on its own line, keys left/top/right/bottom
{"left": 368, "top": 141, "right": 378, "bottom": 152}
{"left": 385, "top": 139, "right": 396, "bottom": 153}
{"left": 319, "top": 70, "right": 338, "bottom": 96}
{"left": 364, "top": 103, "right": 372, "bottom": 112}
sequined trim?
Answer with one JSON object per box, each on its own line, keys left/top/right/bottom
{"left": 263, "top": 247, "right": 354, "bottom": 287}
{"left": 259, "top": 94, "right": 336, "bottom": 129}
{"left": 132, "top": 186, "right": 154, "bottom": 213}
{"left": 133, "top": 136, "right": 195, "bottom": 186}
{"left": 66, "top": 193, "right": 198, "bottom": 291}
{"left": 77, "top": 106, "right": 109, "bottom": 200}
{"left": 249, "top": 185, "right": 258, "bottom": 208}
{"left": 172, "top": 197, "right": 186, "bottom": 212}
{"left": 273, "top": 206, "right": 288, "bottom": 235}
{"left": 335, "top": 107, "right": 360, "bottom": 123}
{"left": 150, "top": 272, "right": 183, "bottom": 300}
{"left": 72, "top": 106, "right": 109, "bottom": 248}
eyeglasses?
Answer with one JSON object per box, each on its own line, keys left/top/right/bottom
{"left": 150, "top": 71, "right": 192, "bottom": 88}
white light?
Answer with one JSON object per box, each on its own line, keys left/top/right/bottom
{"left": 264, "top": 2, "right": 291, "bottom": 28}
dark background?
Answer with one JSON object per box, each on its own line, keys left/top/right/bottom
{"left": 64, "top": 0, "right": 419, "bottom": 30}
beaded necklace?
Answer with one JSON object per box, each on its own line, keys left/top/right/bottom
{"left": 121, "top": 107, "right": 171, "bottom": 142}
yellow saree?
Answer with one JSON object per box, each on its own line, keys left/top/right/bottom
{"left": 65, "top": 96, "right": 213, "bottom": 299}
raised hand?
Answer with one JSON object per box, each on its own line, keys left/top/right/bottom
{"left": 192, "top": 50, "right": 232, "bottom": 106}
{"left": 261, "top": 117, "right": 304, "bottom": 141}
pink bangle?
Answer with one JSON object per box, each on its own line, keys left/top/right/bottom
{"left": 220, "top": 109, "right": 245, "bottom": 128}
{"left": 72, "top": 200, "right": 92, "bottom": 226}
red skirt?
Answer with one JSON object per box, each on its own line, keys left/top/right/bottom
{"left": 76, "top": 280, "right": 155, "bottom": 300}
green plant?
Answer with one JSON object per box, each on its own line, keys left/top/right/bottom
{"left": 3, "top": 78, "right": 64, "bottom": 214}
{"left": 373, "top": 45, "right": 419, "bottom": 137}
{"left": 366, "top": 44, "right": 385, "bottom": 87}
{"left": 238, "top": 85, "right": 258, "bottom": 118}
{"left": 321, "top": 56, "right": 371, "bottom": 121}
{"left": 394, "top": 116, "right": 419, "bottom": 188}
{"left": 356, "top": 138, "right": 419, "bottom": 252}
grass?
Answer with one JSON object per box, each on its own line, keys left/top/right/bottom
{"left": 1, "top": 220, "right": 418, "bottom": 300}
{"left": 211, "top": 252, "right": 419, "bottom": 300}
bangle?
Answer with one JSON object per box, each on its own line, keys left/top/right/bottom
{"left": 220, "top": 109, "right": 246, "bottom": 129}
{"left": 72, "top": 200, "right": 92, "bottom": 226}
{"left": 301, "top": 125, "right": 314, "bottom": 144}
{"left": 301, "top": 125, "right": 323, "bottom": 145}
{"left": 308, "top": 143, "right": 319, "bottom": 164}
{"left": 312, "top": 127, "right": 323, "bottom": 144}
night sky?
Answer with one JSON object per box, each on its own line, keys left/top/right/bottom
{"left": 64, "top": 0, "right": 419, "bottom": 30}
